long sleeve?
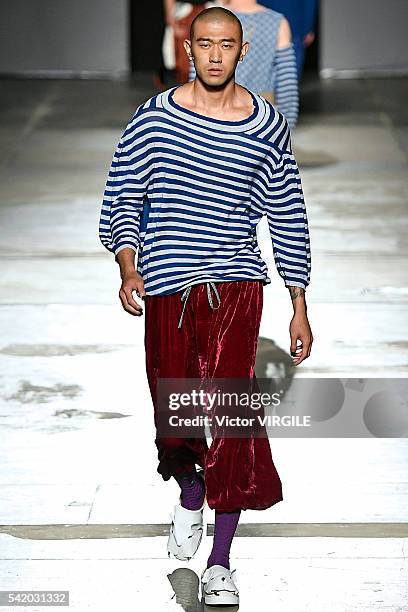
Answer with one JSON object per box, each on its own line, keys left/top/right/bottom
{"left": 264, "top": 117, "right": 311, "bottom": 289}
{"left": 99, "top": 106, "right": 150, "bottom": 259}
{"left": 272, "top": 43, "right": 299, "bottom": 129}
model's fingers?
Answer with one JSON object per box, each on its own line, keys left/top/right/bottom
{"left": 119, "top": 290, "right": 140, "bottom": 315}
{"left": 134, "top": 283, "right": 147, "bottom": 300}
{"left": 290, "top": 336, "right": 300, "bottom": 357}
{"left": 126, "top": 285, "right": 144, "bottom": 311}
{"left": 119, "top": 286, "right": 143, "bottom": 315}
{"left": 290, "top": 342, "right": 302, "bottom": 365}
{"left": 295, "top": 335, "right": 312, "bottom": 364}
{"left": 292, "top": 350, "right": 305, "bottom": 363}
{"left": 306, "top": 336, "right": 313, "bottom": 357}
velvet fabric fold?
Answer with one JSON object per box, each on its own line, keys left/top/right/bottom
{"left": 144, "top": 280, "right": 283, "bottom": 512}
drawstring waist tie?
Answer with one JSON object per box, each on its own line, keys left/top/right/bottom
{"left": 178, "top": 281, "right": 221, "bottom": 329}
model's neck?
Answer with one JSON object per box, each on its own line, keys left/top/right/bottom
{"left": 224, "top": 0, "right": 260, "bottom": 13}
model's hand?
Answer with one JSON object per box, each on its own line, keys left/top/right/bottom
{"left": 304, "top": 32, "right": 315, "bottom": 47}
{"left": 119, "top": 271, "right": 146, "bottom": 316}
{"left": 289, "top": 312, "right": 313, "bottom": 365}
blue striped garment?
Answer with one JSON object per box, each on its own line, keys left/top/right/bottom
{"left": 188, "top": 8, "right": 299, "bottom": 128}
{"left": 98, "top": 85, "right": 311, "bottom": 296}
{"left": 273, "top": 45, "right": 299, "bottom": 128}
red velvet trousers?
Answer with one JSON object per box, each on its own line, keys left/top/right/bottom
{"left": 144, "top": 280, "right": 283, "bottom": 512}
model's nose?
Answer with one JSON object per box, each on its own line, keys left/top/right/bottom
{"left": 209, "top": 48, "right": 222, "bottom": 62}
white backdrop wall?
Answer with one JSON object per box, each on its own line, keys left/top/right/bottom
{"left": 0, "top": 0, "right": 129, "bottom": 77}
{"left": 320, "top": 0, "right": 408, "bottom": 76}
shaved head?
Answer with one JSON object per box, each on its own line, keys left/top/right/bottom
{"left": 190, "top": 7, "right": 243, "bottom": 43}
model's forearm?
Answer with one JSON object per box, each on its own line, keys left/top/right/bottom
{"left": 287, "top": 285, "right": 307, "bottom": 314}
{"left": 115, "top": 247, "right": 138, "bottom": 278}
{"left": 164, "top": 0, "right": 175, "bottom": 23}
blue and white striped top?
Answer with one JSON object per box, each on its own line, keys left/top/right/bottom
{"left": 188, "top": 8, "right": 299, "bottom": 128}
{"left": 99, "top": 85, "right": 311, "bottom": 298}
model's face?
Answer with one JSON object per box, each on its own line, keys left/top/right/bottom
{"left": 186, "top": 19, "right": 248, "bottom": 86}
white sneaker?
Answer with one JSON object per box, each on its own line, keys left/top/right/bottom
{"left": 167, "top": 471, "right": 206, "bottom": 561}
{"left": 200, "top": 564, "right": 239, "bottom": 606}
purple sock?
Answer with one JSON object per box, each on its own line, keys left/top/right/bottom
{"left": 207, "top": 509, "right": 241, "bottom": 570}
{"left": 173, "top": 468, "right": 205, "bottom": 510}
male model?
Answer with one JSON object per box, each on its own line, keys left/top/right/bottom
{"left": 99, "top": 6, "right": 313, "bottom": 606}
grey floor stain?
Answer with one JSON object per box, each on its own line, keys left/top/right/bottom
{"left": 55, "top": 408, "right": 129, "bottom": 419}
{"left": 0, "top": 343, "right": 126, "bottom": 356}
{"left": 6, "top": 380, "right": 82, "bottom": 403}
{"left": 334, "top": 340, "right": 408, "bottom": 350}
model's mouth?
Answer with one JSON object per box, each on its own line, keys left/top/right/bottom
{"left": 208, "top": 68, "right": 222, "bottom": 73}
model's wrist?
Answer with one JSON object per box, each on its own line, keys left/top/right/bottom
{"left": 115, "top": 246, "right": 137, "bottom": 276}
{"left": 287, "top": 285, "right": 307, "bottom": 313}
{"left": 120, "top": 267, "right": 138, "bottom": 280}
